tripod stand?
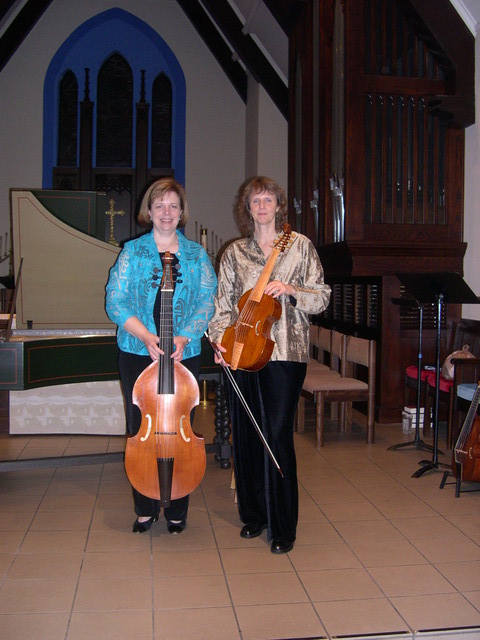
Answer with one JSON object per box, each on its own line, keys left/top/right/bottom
{"left": 413, "top": 291, "right": 447, "bottom": 476}
{"left": 395, "top": 273, "right": 479, "bottom": 478}
{"left": 388, "top": 299, "right": 435, "bottom": 453}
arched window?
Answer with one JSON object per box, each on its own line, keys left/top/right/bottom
{"left": 151, "top": 73, "right": 172, "bottom": 168}
{"left": 96, "top": 54, "right": 133, "bottom": 167}
{"left": 57, "top": 70, "right": 78, "bottom": 167}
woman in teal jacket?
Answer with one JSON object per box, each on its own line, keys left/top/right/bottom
{"left": 106, "top": 177, "right": 217, "bottom": 534}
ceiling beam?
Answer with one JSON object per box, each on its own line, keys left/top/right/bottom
{"left": 176, "top": 0, "right": 248, "bottom": 103}
{"left": 0, "top": 1, "right": 18, "bottom": 24}
{"left": 199, "top": 0, "right": 288, "bottom": 119}
{"left": 263, "top": 0, "right": 304, "bottom": 35}
{"left": 0, "top": 0, "right": 53, "bottom": 73}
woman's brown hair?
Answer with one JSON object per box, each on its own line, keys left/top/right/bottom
{"left": 234, "top": 176, "right": 287, "bottom": 236}
{"left": 137, "top": 177, "right": 189, "bottom": 229}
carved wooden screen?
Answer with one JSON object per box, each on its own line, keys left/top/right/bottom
{"left": 344, "top": 0, "right": 465, "bottom": 245}
{"left": 363, "top": 1, "right": 447, "bottom": 227}
{"left": 365, "top": 95, "right": 446, "bottom": 226}
{"left": 322, "top": 278, "right": 381, "bottom": 334}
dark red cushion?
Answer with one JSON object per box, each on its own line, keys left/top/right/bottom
{"left": 406, "top": 365, "right": 430, "bottom": 382}
{"left": 426, "top": 371, "right": 453, "bottom": 393}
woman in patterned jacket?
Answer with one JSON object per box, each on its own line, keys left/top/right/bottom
{"left": 106, "top": 177, "right": 217, "bottom": 535}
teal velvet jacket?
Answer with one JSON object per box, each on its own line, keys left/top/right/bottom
{"left": 105, "top": 230, "right": 217, "bottom": 358}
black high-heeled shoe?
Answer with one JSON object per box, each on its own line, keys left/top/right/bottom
{"left": 132, "top": 513, "right": 159, "bottom": 533}
{"left": 167, "top": 520, "right": 185, "bottom": 535}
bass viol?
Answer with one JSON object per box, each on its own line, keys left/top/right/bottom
{"left": 452, "top": 381, "right": 480, "bottom": 485}
{"left": 124, "top": 252, "right": 206, "bottom": 506}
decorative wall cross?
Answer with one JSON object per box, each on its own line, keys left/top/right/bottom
{"left": 105, "top": 199, "right": 125, "bottom": 246}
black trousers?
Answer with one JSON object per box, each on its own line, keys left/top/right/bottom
{"left": 225, "top": 361, "right": 306, "bottom": 543}
{"left": 118, "top": 350, "right": 200, "bottom": 521}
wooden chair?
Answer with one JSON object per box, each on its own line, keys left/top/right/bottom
{"left": 307, "top": 325, "right": 332, "bottom": 373}
{"left": 301, "top": 334, "right": 376, "bottom": 447}
{"left": 296, "top": 327, "right": 341, "bottom": 432}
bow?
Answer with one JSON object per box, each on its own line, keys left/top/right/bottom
{"left": 204, "top": 332, "right": 283, "bottom": 477}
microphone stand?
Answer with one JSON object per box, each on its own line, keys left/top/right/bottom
{"left": 388, "top": 301, "right": 435, "bottom": 453}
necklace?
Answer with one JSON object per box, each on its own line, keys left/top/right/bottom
{"left": 154, "top": 234, "right": 178, "bottom": 253}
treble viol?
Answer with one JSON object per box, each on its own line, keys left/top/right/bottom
{"left": 221, "top": 223, "right": 293, "bottom": 371}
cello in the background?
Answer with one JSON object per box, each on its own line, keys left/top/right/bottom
{"left": 452, "top": 381, "right": 480, "bottom": 485}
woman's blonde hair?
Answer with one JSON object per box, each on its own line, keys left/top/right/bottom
{"left": 234, "top": 176, "right": 287, "bottom": 236}
{"left": 137, "top": 177, "right": 189, "bottom": 229}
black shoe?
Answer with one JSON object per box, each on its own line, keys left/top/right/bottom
{"left": 240, "top": 522, "right": 267, "bottom": 539}
{"left": 132, "top": 513, "right": 159, "bottom": 533}
{"left": 167, "top": 520, "right": 185, "bottom": 535}
{"left": 271, "top": 539, "right": 294, "bottom": 554}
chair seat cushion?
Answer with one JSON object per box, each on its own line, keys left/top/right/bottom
{"left": 302, "top": 370, "right": 340, "bottom": 391}
{"left": 405, "top": 365, "right": 430, "bottom": 382}
{"left": 303, "top": 376, "right": 367, "bottom": 393}
{"left": 457, "top": 383, "right": 477, "bottom": 402}
{"left": 426, "top": 371, "right": 453, "bottom": 393}
{"left": 307, "top": 360, "right": 331, "bottom": 373}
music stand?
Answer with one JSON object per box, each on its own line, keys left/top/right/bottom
{"left": 388, "top": 297, "right": 436, "bottom": 454}
{"left": 396, "top": 273, "right": 479, "bottom": 478}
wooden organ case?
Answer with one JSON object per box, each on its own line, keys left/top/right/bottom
{"left": 288, "top": 0, "right": 475, "bottom": 422}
